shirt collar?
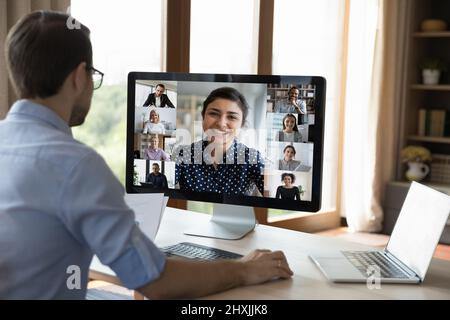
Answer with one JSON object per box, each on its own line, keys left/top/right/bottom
{"left": 7, "top": 99, "right": 72, "bottom": 136}
{"left": 200, "top": 139, "right": 239, "bottom": 164}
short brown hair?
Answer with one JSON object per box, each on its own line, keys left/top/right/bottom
{"left": 5, "top": 10, "right": 92, "bottom": 99}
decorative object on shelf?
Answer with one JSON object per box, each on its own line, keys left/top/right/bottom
{"left": 420, "top": 19, "right": 447, "bottom": 32}
{"left": 430, "top": 154, "right": 450, "bottom": 185}
{"left": 401, "top": 145, "right": 432, "bottom": 182}
{"left": 419, "top": 58, "right": 448, "bottom": 85}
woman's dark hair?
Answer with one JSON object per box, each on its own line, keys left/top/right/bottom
{"left": 281, "top": 173, "right": 296, "bottom": 183}
{"left": 282, "top": 114, "right": 299, "bottom": 131}
{"left": 201, "top": 87, "right": 249, "bottom": 125}
{"left": 5, "top": 10, "right": 92, "bottom": 99}
{"left": 283, "top": 145, "right": 296, "bottom": 155}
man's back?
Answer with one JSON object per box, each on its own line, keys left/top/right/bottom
{"left": 0, "top": 101, "right": 97, "bottom": 298}
{"left": 0, "top": 100, "right": 166, "bottom": 299}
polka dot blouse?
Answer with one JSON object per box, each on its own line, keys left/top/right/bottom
{"left": 175, "top": 140, "right": 264, "bottom": 196}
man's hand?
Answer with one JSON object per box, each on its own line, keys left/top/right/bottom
{"left": 239, "top": 249, "right": 293, "bottom": 286}
{"left": 292, "top": 100, "right": 306, "bottom": 115}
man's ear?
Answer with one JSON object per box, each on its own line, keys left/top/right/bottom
{"left": 71, "top": 62, "right": 88, "bottom": 95}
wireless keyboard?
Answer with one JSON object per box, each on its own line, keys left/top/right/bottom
{"left": 160, "top": 242, "right": 243, "bottom": 260}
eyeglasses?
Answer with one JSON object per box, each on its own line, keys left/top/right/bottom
{"left": 87, "top": 66, "right": 104, "bottom": 90}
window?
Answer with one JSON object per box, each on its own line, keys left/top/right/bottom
{"left": 271, "top": 0, "right": 346, "bottom": 217}
{"left": 190, "top": 0, "right": 259, "bottom": 74}
{"left": 71, "top": 0, "right": 164, "bottom": 184}
{"left": 188, "top": 0, "right": 260, "bottom": 213}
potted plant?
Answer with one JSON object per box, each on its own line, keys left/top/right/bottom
{"left": 298, "top": 185, "right": 305, "bottom": 199}
{"left": 133, "top": 164, "right": 140, "bottom": 185}
{"left": 419, "top": 58, "right": 448, "bottom": 85}
{"left": 400, "top": 145, "right": 432, "bottom": 182}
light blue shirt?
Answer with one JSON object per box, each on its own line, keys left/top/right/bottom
{"left": 0, "top": 100, "right": 166, "bottom": 299}
{"left": 274, "top": 99, "right": 307, "bottom": 114}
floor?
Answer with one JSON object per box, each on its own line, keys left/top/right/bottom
{"left": 314, "top": 227, "right": 450, "bottom": 261}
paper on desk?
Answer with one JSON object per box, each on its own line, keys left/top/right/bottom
{"left": 90, "top": 194, "right": 168, "bottom": 277}
{"left": 124, "top": 193, "right": 168, "bottom": 240}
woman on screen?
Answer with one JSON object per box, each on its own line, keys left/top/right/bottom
{"left": 275, "top": 173, "right": 301, "bottom": 201}
{"left": 275, "top": 113, "right": 302, "bottom": 142}
{"left": 143, "top": 109, "right": 165, "bottom": 135}
{"left": 174, "top": 87, "right": 264, "bottom": 196}
{"left": 278, "top": 145, "right": 302, "bottom": 171}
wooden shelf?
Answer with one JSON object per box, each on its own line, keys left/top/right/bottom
{"left": 391, "top": 180, "right": 450, "bottom": 193}
{"left": 411, "top": 84, "right": 450, "bottom": 91}
{"left": 408, "top": 135, "right": 450, "bottom": 144}
{"left": 413, "top": 31, "right": 450, "bottom": 38}
{"left": 268, "top": 88, "right": 315, "bottom": 91}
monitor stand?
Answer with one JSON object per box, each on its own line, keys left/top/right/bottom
{"left": 184, "top": 203, "right": 256, "bottom": 240}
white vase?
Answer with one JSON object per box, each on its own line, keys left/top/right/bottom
{"left": 405, "top": 162, "right": 430, "bottom": 182}
{"left": 422, "top": 69, "right": 440, "bottom": 85}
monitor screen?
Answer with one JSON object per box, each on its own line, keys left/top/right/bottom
{"left": 126, "top": 72, "right": 325, "bottom": 212}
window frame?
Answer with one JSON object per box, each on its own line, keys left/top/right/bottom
{"left": 165, "top": 0, "right": 350, "bottom": 232}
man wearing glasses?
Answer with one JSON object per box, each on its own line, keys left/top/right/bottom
{"left": 0, "top": 11, "right": 292, "bottom": 299}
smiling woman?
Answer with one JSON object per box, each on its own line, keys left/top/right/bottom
{"left": 174, "top": 87, "right": 265, "bottom": 196}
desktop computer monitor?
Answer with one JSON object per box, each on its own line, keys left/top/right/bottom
{"left": 126, "top": 72, "right": 326, "bottom": 239}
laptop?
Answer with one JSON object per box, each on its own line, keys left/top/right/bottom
{"left": 310, "top": 182, "right": 450, "bottom": 283}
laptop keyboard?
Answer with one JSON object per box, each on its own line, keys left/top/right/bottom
{"left": 160, "top": 242, "right": 243, "bottom": 260}
{"left": 342, "top": 251, "right": 409, "bottom": 279}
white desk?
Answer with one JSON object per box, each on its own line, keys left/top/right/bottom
{"left": 90, "top": 207, "right": 450, "bottom": 299}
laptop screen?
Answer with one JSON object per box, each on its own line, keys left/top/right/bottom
{"left": 386, "top": 182, "right": 450, "bottom": 280}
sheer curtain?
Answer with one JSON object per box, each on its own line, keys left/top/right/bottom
{"left": 190, "top": 0, "right": 259, "bottom": 74}
{"left": 342, "top": 0, "right": 408, "bottom": 232}
{"left": 0, "top": 0, "right": 70, "bottom": 118}
{"left": 272, "top": 0, "right": 346, "bottom": 214}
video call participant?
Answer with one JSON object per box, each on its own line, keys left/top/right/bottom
{"left": 144, "top": 135, "right": 170, "bottom": 161}
{"left": 143, "top": 83, "right": 175, "bottom": 108}
{"left": 273, "top": 86, "right": 307, "bottom": 114}
{"left": 275, "top": 173, "right": 301, "bottom": 201}
{"left": 0, "top": 11, "right": 292, "bottom": 299}
{"left": 145, "top": 163, "right": 168, "bottom": 189}
{"left": 175, "top": 87, "right": 264, "bottom": 196}
{"left": 279, "top": 145, "right": 302, "bottom": 171}
{"left": 143, "top": 109, "right": 165, "bottom": 135}
{"left": 276, "top": 113, "right": 302, "bottom": 142}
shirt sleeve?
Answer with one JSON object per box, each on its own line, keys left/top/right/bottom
{"left": 59, "top": 151, "right": 166, "bottom": 289}
{"left": 300, "top": 100, "right": 307, "bottom": 114}
{"left": 248, "top": 150, "right": 265, "bottom": 196}
{"left": 276, "top": 186, "right": 281, "bottom": 199}
{"left": 294, "top": 187, "right": 301, "bottom": 201}
{"left": 165, "top": 95, "right": 175, "bottom": 108}
{"left": 143, "top": 94, "right": 151, "bottom": 107}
